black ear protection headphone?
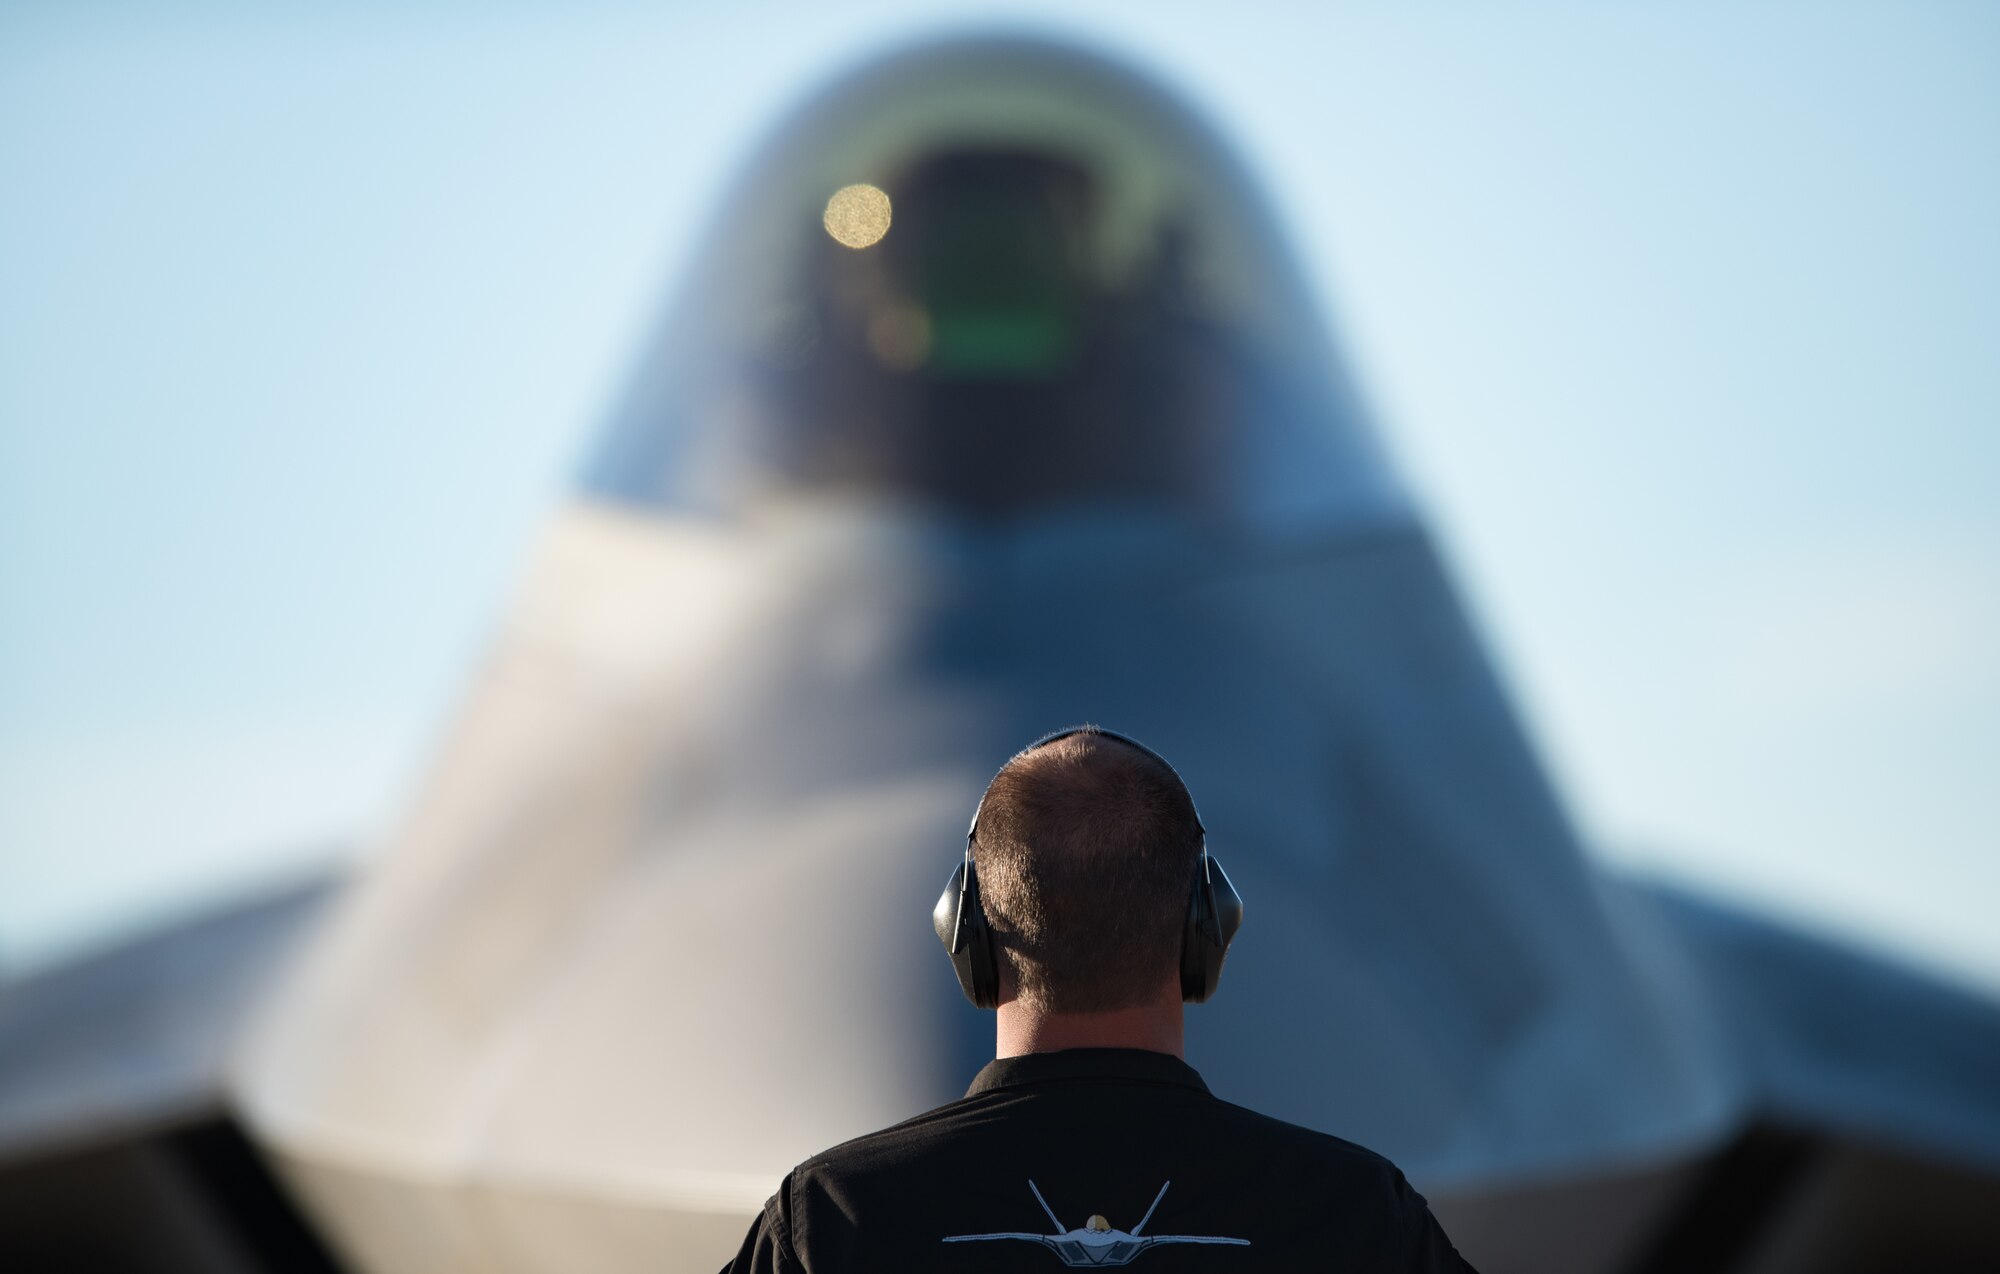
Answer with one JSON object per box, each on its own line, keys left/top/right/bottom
{"left": 932, "top": 726, "right": 1244, "bottom": 1009}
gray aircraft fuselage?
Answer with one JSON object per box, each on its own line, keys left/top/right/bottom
{"left": 2, "top": 31, "right": 1996, "bottom": 1274}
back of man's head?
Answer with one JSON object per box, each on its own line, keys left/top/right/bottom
{"left": 972, "top": 728, "right": 1204, "bottom": 1013}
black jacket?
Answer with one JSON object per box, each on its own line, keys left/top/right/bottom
{"left": 722, "top": 1048, "right": 1476, "bottom": 1272}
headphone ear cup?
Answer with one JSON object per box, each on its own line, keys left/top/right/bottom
{"left": 1180, "top": 853, "right": 1243, "bottom": 1003}
{"left": 934, "top": 860, "right": 1002, "bottom": 1009}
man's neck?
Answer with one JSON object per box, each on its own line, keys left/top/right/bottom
{"left": 994, "top": 997, "right": 1185, "bottom": 1059}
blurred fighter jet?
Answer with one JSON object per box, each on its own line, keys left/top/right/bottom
{"left": 2, "top": 33, "right": 1997, "bottom": 1274}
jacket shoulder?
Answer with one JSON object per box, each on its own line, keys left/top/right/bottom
{"left": 788, "top": 1091, "right": 985, "bottom": 1178}
{"left": 1206, "top": 1095, "right": 1408, "bottom": 1175}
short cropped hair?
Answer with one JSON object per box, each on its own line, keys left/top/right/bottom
{"left": 972, "top": 728, "right": 1204, "bottom": 1012}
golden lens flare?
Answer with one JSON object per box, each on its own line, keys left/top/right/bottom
{"left": 823, "top": 183, "right": 892, "bottom": 248}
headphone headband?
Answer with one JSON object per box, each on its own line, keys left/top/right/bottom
{"left": 965, "top": 725, "right": 1208, "bottom": 845}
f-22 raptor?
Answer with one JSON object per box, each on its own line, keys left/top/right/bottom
{"left": 943, "top": 1179, "right": 1249, "bottom": 1267}
{"left": 2, "top": 30, "right": 1997, "bottom": 1274}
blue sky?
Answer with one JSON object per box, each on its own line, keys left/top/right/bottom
{"left": 2, "top": 1, "right": 1996, "bottom": 989}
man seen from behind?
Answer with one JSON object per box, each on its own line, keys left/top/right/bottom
{"left": 722, "top": 725, "right": 1477, "bottom": 1272}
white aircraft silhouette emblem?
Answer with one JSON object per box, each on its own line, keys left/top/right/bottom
{"left": 942, "top": 1178, "right": 1249, "bottom": 1267}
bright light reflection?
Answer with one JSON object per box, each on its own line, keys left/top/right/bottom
{"left": 823, "top": 183, "right": 892, "bottom": 248}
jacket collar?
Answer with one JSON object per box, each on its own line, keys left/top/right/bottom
{"left": 966, "top": 1047, "right": 1210, "bottom": 1098}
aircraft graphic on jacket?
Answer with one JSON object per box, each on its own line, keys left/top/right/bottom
{"left": 943, "top": 1179, "right": 1249, "bottom": 1267}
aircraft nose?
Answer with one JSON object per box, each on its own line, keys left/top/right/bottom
{"left": 584, "top": 35, "right": 1411, "bottom": 534}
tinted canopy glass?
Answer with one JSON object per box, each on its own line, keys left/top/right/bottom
{"left": 586, "top": 36, "right": 1410, "bottom": 532}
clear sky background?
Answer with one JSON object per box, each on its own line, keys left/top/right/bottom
{"left": 2, "top": 2, "right": 1995, "bottom": 990}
